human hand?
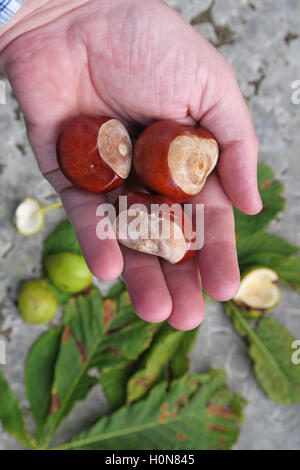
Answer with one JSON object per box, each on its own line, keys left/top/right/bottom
{"left": 0, "top": 0, "right": 262, "bottom": 330}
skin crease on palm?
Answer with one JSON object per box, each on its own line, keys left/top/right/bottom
{"left": 0, "top": 0, "right": 262, "bottom": 330}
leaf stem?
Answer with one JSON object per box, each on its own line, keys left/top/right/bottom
{"left": 33, "top": 202, "right": 63, "bottom": 215}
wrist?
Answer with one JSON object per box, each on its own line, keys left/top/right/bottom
{"left": 0, "top": 0, "right": 90, "bottom": 57}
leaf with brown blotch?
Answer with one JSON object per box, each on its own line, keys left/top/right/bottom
{"left": 127, "top": 324, "right": 185, "bottom": 404}
{"left": 51, "top": 370, "right": 245, "bottom": 450}
{"left": 225, "top": 301, "right": 300, "bottom": 404}
{"left": 40, "top": 286, "right": 158, "bottom": 445}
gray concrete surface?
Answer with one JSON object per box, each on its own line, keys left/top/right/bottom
{"left": 0, "top": 0, "right": 300, "bottom": 450}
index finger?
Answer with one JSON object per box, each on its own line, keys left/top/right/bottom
{"left": 45, "top": 168, "right": 124, "bottom": 281}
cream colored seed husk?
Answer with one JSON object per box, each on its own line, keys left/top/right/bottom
{"left": 234, "top": 268, "right": 280, "bottom": 309}
{"left": 97, "top": 119, "right": 132, "bottom": 179}
{"left": 116, "top": 209, "right": 187, "bottom": 264}
{"left": 168, "top": 135, "right": 219, "bottom": 195}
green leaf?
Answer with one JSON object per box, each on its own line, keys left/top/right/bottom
{"left": 0, "top": 367, "right": 36, "bottom": 448}
{"left": 237, "top": 232, "right": 300, "bottom": 291}
{"left": 225, "top": 301, "right": 300, "bottom": 404}
{"left": 43, "top": 287, "right": 158, "bottom": 445}
{"left": 170, "top": 327, "right": 199, "bottom": 379}
{"left": 234, "top": 163, "right": 285, "bottom": 237}
{"left": 52, "top": 370, "right": 246, "bottom": 450}
{"left": 100, "top": 286, "right": 163, "bottom": 410}
{"left": 107, "top": 282, "right": 126, "bottom": 299}
{"left": 42, "top": 220, "right": 82, "bottom": 258}
{"left": 102, "top": 324, "right": 199, "bottom": 410}
{"left": 25, "top": 328, "right": 62, "bottom": 440}
{"left": 203, "top": 290, "right": 213, "bottom": 303}
{"left": 240, "top": 253, "right": 300, "bottom": 291}
{"left": 271, "top": 256, "right": 300, "bottom": 291}
{"left": 100, "top": 361, "right": 135, "bottom": 411}
{"left": 127, "top": 324, "right": 185, "bottom": 404}
{"left": 237, "top": 232, "right": 298, "bottom": 262}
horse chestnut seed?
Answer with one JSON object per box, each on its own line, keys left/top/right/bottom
{"left": 134, "top": 120, "right": 219, "bottom": 202}
{"left": 114, "top": 192, "right": 196, "bottom": 264}
{"left": 57, "top": 115, "right": 132, "bottom": 193}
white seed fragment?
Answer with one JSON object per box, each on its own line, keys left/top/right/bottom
{"left": 234, "top": 267, "right": 281, "bottom": 310}
{"left": 168, "top": 135, "right": 219, "bottom": 195}
{"left": 119, "top": 143, "right": 128, "bottom": 156}
{"left": 115, "top": 209, "right": 187, "bottom": 264}
{"left": 15, "top": 197, "right": 44, "bottom": 236}
{"left": 98, "top": 119, "right": 132, "bottom": 179}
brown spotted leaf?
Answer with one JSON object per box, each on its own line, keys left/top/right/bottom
{"left": 100, "top": 361, "right": 136, "bottom": 411}
{"left": 127, "top": 324, "right": 185, "bottom": 404}
{"left": 42, "top": 286, "right": 158, "bottom": 444}
{"left": 52, "top": 370, "right": 246, "bottom": 450}
{"left": 225, "top": 301, "right": 300, "bottom": 404}
{"left": 99, "top": 285, "right": 162, "bottom": 410}
{"left": 102, "top": 322, "right": 198, "bottom": 410}
{"left": 170, "top": 327, "right": 199, "bottom": 379}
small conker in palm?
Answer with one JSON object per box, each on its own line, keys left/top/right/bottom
{"left": 134, "top": 120, "right": 219, "bottom": 202}
{"left": 57, "top": 115, "right": 132, "bottom": 193}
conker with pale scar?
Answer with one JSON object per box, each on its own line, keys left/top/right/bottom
{"left": 134, "top": 120, "right": 219, "bottom": 202}
{"left": 114, "top": 192, "right": 196, "bottom": 264}
{"left": 57, "top": 115, "right": 132, "bottom": 193}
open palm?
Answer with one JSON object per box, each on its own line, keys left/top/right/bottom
{"left": 1, "top": 0, "right": 261, "bottom": 329}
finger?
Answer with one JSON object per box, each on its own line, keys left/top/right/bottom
{"left": 26, "top": 117, "right": 73, "bottom": 174}
{"left": 59, "top": 183, "right": 124, "bottom": 281}
{"left": 194, "top": 173, "right": 240, "bottom": 301}
{"left": 121, "top": 246, "right": 172, "bottom": 323}
{"left": 198, "top": 63, "right": 262, "bottom": 215}
{"left": 46, "top": 169, "right": 124, "bottom": 281}
{"left": 161, "top": 257, "right": 205, "bottom": 331}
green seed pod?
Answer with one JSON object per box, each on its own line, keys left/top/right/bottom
{"left": 44, "top": 253, "right": 92, "bottom": 293}
{"left": 18, "top": 280, "right": 58, "bottom": 324}
{"left": 233, "top": 267, "right": 281, "bottom": 316}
